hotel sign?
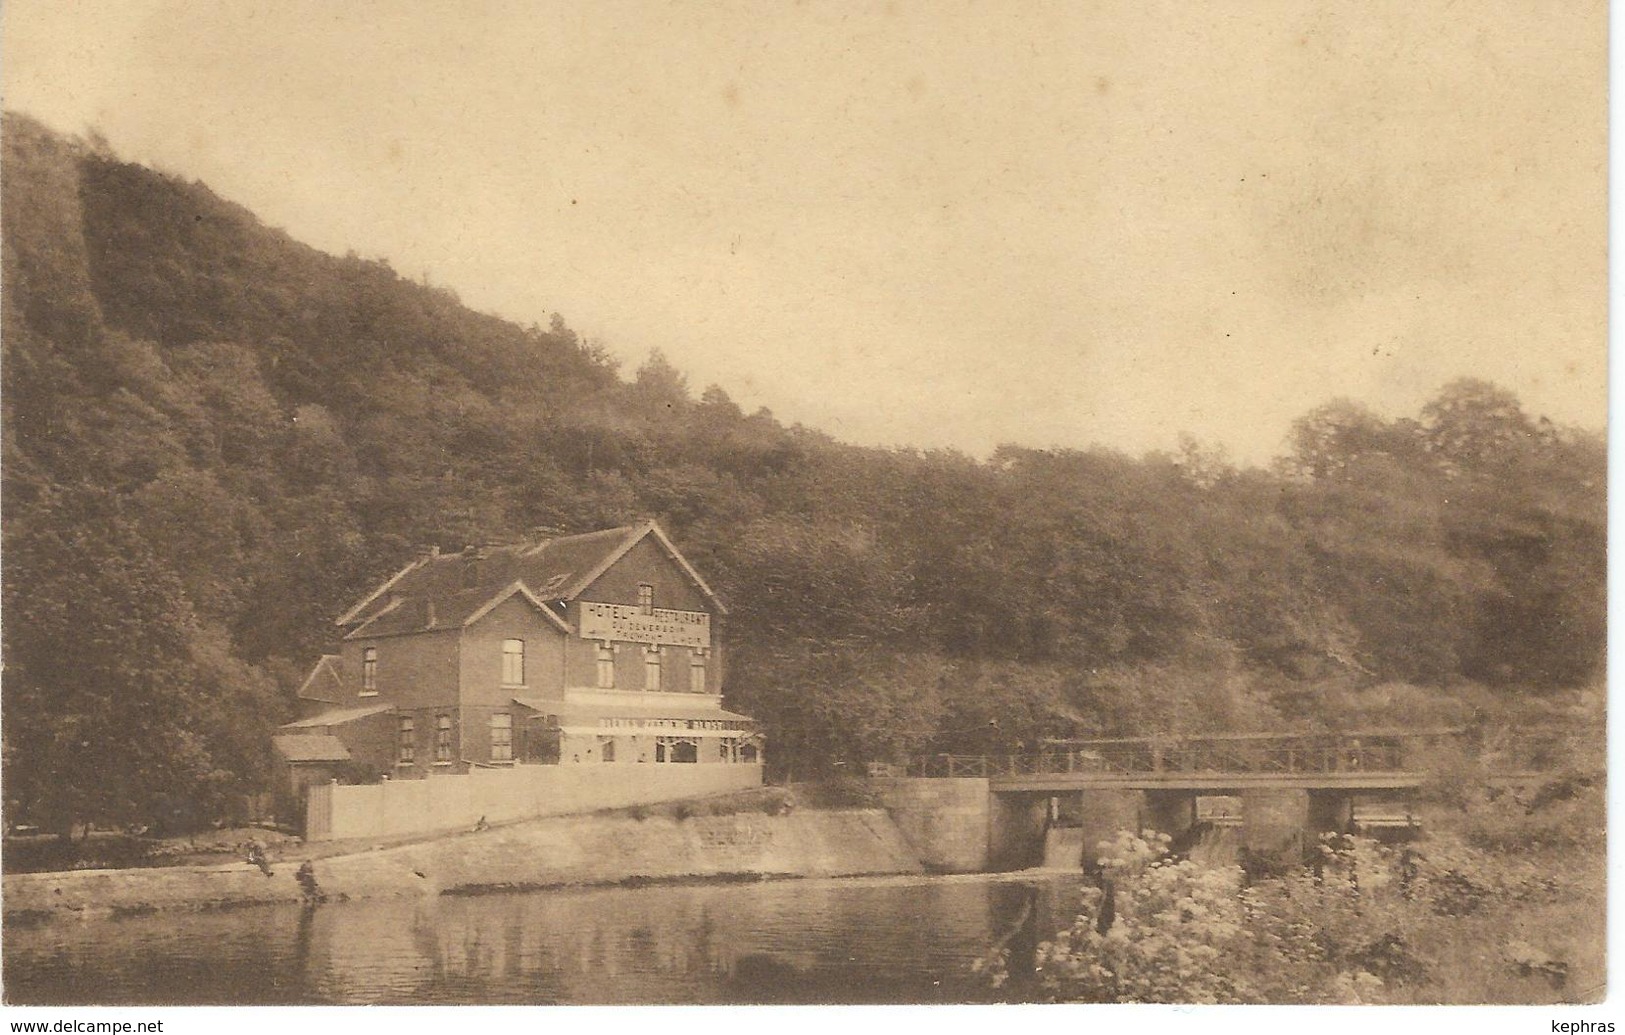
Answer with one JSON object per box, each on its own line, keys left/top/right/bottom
{"left": 599, "top": 717, "right": 744, "bottom": 732}
{"left": 580, "top": 602, "right": 711, "bottom": 648}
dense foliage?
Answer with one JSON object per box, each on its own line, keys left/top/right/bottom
{"left": 1, "top": 114, "right": 1605, "bottom": 833}
{"left": 979, "top": 817, "right": 1599, "bottom": 1004}
{"left": 983, "top": 721, "right": 1606, "bottom": 1006}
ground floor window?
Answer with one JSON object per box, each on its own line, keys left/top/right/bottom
{"left": 435, "top": 714, "right": 453, "bottom": 763}
{"left": 655, "top": 736, "right": 698, "bottom": 763}
{"left": 489, "top": 713, "right": 512, "bottom": 762}
{"left": 599, "top": 735, "right": 617, "bottom": 762}
{"left": 398, "top": 716, "right": 415, "bottom": 764}
{"left": 739, "top": 740, "right": 759, "bottom": 764}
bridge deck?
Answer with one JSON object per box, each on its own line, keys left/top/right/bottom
{"left": 989, "top": 770, "right": 1424, "bottom": 793}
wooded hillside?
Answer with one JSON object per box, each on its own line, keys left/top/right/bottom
{"left": 2, "top": 113, "right": 1604, "bottom": 831}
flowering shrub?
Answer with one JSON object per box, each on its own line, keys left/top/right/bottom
{"left": 976, "top": 818, "right": 1589, "bottom": 1004}
{"left": 986, "top": 831, "right": 1446, "bottom": 1003}
{"left": 1035, "top": 835, "right": 1256, "bottom": 1003}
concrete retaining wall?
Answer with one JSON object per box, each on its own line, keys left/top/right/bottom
{"left": 4, "top": 808, "right": 923, "bottom": 920}
{"left": 313, "top": 763, "right": 763, "bottom": 841}
{"left": 868, "top": 778, "right": 990, "bottom": 872}
{"left": 989, "top": 793, "right": 1048, "bottom": 871}
{"left": 1074, "top": 789, "right": 1144, "bottom": 866}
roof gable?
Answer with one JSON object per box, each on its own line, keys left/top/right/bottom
{"left": 463, "top": 581, "right": 575, "bottom": 633}
{"left": 296, "top": 654, "right": 345, "bottom": 703}
{"left": 337, "top": 521, "right": 723, "bottom": 641}
{"left": 567, "top": 522, "right": 726, "bottom": 613}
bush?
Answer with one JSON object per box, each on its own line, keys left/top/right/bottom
{"left": 786, "top": 778, "right": 877, "bottom": 809}
{"left": 984, "top": 831, "right": 1438, "bottom": 1004}
{"left": 758, "top": 788, "right": 795, "bottom": 815}
{"left": 624, "top": 787, "right": 797, "bottom": 823}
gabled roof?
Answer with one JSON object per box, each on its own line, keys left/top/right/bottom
{"left": 295, "top": 654, "right": 345, "bottom": 704}
{"left": 338, "top": 521, "right": 725, "bottom": 641}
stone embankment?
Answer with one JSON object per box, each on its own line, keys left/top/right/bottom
{"left": 4, "top": 808, "right": 924, "bottom": 921}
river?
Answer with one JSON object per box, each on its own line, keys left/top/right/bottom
{"left": 3, "top": 872, "right": 1087, "bottom": 1005}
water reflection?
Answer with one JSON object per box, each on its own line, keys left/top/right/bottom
{"left": 5, "top": 874, "right": 1083, "bottom": 1006}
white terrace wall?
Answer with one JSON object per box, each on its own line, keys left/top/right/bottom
{"left": 307, "top": 764, "right": 764, "bottom": 841}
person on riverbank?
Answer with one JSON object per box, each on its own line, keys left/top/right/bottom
{"left": 245, "top": 839, "right": 273, "bottom": 877}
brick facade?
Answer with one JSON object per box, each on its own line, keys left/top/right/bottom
{"left": 276, "top": 523, "right": 759, "bottom": 796}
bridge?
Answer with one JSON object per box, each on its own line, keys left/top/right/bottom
{"left": 900, "top": 728, "right": 1448, "bottom": 793}
{"left": 870, "top": 728, "right": 1494, "bottom": 872}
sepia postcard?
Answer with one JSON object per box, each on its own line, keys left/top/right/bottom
{"left": 0, "top": 1, "right": 1609, "bottom": 1030}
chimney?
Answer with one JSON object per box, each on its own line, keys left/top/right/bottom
{"left": 461, "top": 546, "right": 483, "bottom": 588}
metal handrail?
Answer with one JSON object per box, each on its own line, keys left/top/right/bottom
{"left": 905, "top": 731, "right": 1438, "bottom": 779}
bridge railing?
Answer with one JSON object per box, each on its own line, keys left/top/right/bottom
{"left": 902, "top": 733, "right": 1420, "bottom": 780}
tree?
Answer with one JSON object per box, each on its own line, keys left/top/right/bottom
{"left": 2, "top": 489, "right": 274, "bottom": 835}
{"left": 627, "top": 348, "right": 692, "bottom": 421}
{"left": 1421, "top": 378, "right": 1535, "bottom": 473}
{"left": 1283, "top": 400, "right": 1425, "bottom": 481}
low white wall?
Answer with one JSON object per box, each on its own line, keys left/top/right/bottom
{"left": 310, "top": 763, "right": 764, "bottom": 841}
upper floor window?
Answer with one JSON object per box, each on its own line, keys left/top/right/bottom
{"left": 489, "top": 713, "right": 513, "bottom": 762}
{"left": 638, "top": 583, "right": 654, "bottom": 615}
{"left": 596, "top": 643, "right": 616, "bottom": 688}
{"left": 435, "top": 714, "right": 453, "bottom": 763}
{"left": 643, "top": 646, "right": 662, "bottom": 691}
{"left": 689, "top": 655, "right": 707, "bottom": 694}
{"left": 397, "top": 716, "right": 415, "bottom": 765}
{"left": 361, "top": 647, "right": 378, "bottom": 695}
{"left": 501, "top": 639, "right": 525, "bottom": 686}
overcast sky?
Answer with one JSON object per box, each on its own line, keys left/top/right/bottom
{"left": 2, "top": 1, "right": 1606, "bottom": 464}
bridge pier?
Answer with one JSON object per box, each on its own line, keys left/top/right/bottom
{"left": 1143, "top": 790, "right": 1197, "bottom": 840}
{"left": 1308, "top": 789, "right": 1354, "bottom": 837}
{"left": 989, "top": 792, "right": 1050, "bottom": 870}
{"left": 1073, "top": 789, "right": 1142, "bottom": 866}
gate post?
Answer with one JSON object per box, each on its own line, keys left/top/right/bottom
{"left": 305, "top": 780, "right": 334, "bottom": 842}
